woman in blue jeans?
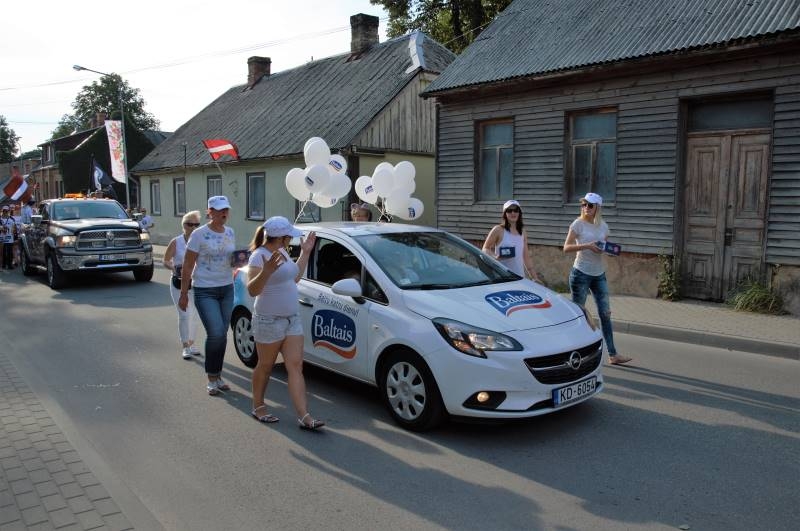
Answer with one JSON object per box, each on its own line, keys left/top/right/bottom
{"left": 179, "top": 196, "right": 237, "bottom": 394}
{"left": 563, "top": 192, "right": 632, "bottom": 365}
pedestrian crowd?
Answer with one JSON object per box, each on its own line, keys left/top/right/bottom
{"left": 0, "top": 199, "right": 37, "bottom": 271}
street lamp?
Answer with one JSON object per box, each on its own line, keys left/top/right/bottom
{"left": 72, "top": 64, "right": 131, "bottom": 208}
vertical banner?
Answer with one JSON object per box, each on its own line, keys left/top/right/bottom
{"left": 105, "top": 121, "right": 127, "bottom": 183}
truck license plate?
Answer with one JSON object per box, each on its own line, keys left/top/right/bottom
{"left": 100, "top": 254, "right": 125, "bottom": 261}
{"left": 553, "top": 376, "right": 597, "bottom": 407}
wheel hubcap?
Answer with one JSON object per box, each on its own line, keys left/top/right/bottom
{"left": 235, "top": 317, "right": 254, "bottom": 360}
{"left": 386, "top": 361, "right": 426, "bottom": 421}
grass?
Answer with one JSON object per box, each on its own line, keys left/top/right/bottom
{"left": 726, "top": 278, "right": 786, "bottom": 314}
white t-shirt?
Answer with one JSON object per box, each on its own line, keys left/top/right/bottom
{"left": 186, "top": 224, "right": 235, "bottom": 287}
{"left": 0, "top": 216, "right": 19, "bottom": 244}
{"left": 248, "top": 247, "right": 299, "bottom": 317}
{"left": 570, "top": 218, "right": 609, "bottom": 276}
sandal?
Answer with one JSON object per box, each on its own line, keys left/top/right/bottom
{"left": 298, "top": 413, "right": 325, "bottom": 430}
{"left": 251, "top": 405, "right": 279, "bottom": 423}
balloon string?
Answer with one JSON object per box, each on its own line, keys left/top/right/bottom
{"left": 294, "top": 197, "right": 312, "bottom": 223}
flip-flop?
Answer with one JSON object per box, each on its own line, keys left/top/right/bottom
{"left": 251, "top": 407, "right": 279, "bottom": 423}
{"left": 298, "top": 413, "right": 325, "bottom": 430}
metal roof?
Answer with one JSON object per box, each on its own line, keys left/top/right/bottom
{"left": 424, "top": 0, "right": 800, "bottom": 95}
{"left": 134, "top": 33, "right": 454, "bottom": 173}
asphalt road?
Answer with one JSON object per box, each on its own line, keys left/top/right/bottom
{"left": 1, "top": 268, "right": 798, "bottom": 531}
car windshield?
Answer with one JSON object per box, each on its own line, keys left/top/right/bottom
{"left": 52, "top": 201, "right": 128, "bottom": 221}
{"left": 355, "top": 231, "right": 519, "bottom": 289}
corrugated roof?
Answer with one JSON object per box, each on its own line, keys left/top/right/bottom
{"left": 134, "top": 33, "right": 454, "bottom": 172}
{"left": 424, "top": 0, "right": 800, "bottom": 95}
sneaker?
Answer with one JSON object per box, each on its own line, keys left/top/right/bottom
{"left": 216, "top": 378, "right": 231, "bottom": 391}
{"left": 182, "top": 347, "right": 193, "bottom": 360}
{"left": 207, "top": 380, "right": 220, "bottom": 395}
{"left": 189, "top": 345, "right": 202, "bottom": 356}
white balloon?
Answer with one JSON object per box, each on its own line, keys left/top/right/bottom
{"left": 355, "top": 176, "right": 379, "bottom": 204}
{"left": 304, "top": 139, "right": 330, "bottom": 167}
{"left": 312, "top": 193, "right": 339, "bottom": 208}
{"left": 390, "top": 173, "right": 415, "bottom": 196}
{"left": 285, "top": 167, "right": 309, "bottom": 201}
{"left": 304, "top": 164, "right": 330, "bottom": 193}
{"left": 394, "top": 161, "right": 416, "bottom": 182}
{"left": 406, "top": 197, "right": 425, "bottom": 221}
{"left": 328, "top": 154, "right": 348, "bottom": 175}
{"left": 304, "top": 137, "right": 325, "bottom": 153}
{"left": 372, "top": 167, "right": 395, "bottom": 197}
{"left": 324, "top": 174, "right": 351, "bottom": 199}
{"left": 385, "top": 192, "right": 411, "bottom": 217}
{"left": 373, "top": 162, "right": 394, "bottom": 176}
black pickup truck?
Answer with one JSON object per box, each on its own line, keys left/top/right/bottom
{"left": 19, "top": 197, "right": 154, "bottom": 289}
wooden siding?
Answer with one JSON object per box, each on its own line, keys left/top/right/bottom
{"left": 354, "top": 72, "right": 438, "bottom": 154}
{"left": 435, "top": 50, "right": 800, "bottom": 265}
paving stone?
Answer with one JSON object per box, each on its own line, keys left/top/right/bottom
{"left": 0, "top": 520, "right": 27, "bottom": 531}
{"left": 46, "top": 461, "right": 67, "bottom": 474}
{"left": 0, "top": 504, "right": 21, "bottom": 525}
{"left": 48, "top": 507, "right": 78, "bottom": 529}
{"left": 51, "top": 471, "right": 74, "bottom": 486}
{"left": 67, "top": 462, "right": 89, "bottom": 476}
{"left": 20, "top": 505, "right": 48, "bottom": 526}
{"left": 67, "top": 495, "right": 92, "bottom": 514}
{"left": 41, "top": 493, "right": 67, "bottom": 512}
{"left": 39, "top": 449, "right": 60, "bottom": 463}
{"left": 3, "top": 467, "right": 26, "bottom": 482}
{"left": 26, "top": 522, "right": 56, "bottom": 531}
{"left": 83, "top": 485, "right": 109, "bottom": 503}
{"left": 74, "top": 473, "right": 99, "bottom": 489}
{"left": 102, "top": 512, "right": 134, "bottom": 531}
{"left": 14, "top": 490, "right": 40, "bottom": 510}
{"left": 35, "top": 481, "right": 59, "bottom": 498}
{"left": 75, "top": 510, "right": 104, "bottom": 530}
{"left": 53, "top": 442, "right": 72, "bottom": 454}
{"left": 29, "top": 468, "right": 52, "bottom": 484}
{"left": 0, "top": 457, "right": 21, "bottom": 470}
{"left": 9, "top": 479, "right": 33, "bottom": 495}
{"left": 0, "top": 490, "right": 12, "bottom": 508}
{"left": 59, "top": 483, "right": 83, "bottom": 500}
{"left": 91, "top": 499, "right": 119, "bottom": 517}
{"left": 60, "top": 452, "right": 81, "bottom": 465}
{"left": 24, "top": 457, "right": 46, "bottom": 472}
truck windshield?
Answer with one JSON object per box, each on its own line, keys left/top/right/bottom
{"left": 52, "top": 201, "right": 128, "bottom": 221}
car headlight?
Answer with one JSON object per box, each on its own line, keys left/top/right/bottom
{"left": 55, "top": 235, "right": 77, "bottom": 247}
{"left": 140, "top": 232, "right": 150, "bottom": 242}
{"left": 579, "top": 305, "right": 598, "bottom": 331}
{"left": 432, "top": 318, "right": 522, "bottom": 358}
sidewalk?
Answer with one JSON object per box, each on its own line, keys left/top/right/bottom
{"left": 150, "top": 244, "right": 799, "bottom": 360}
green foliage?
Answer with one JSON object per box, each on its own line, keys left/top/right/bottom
{"left": 371, "top": 0, "right": 513, "bottom": 53}
{"left": 657, "top": 253, "right": 682, "bottom": 301}
{"left": 52, "top": 74, "right": 159, "bottom": 140}
{"left": 0, "top": 115, "right": 20, "bottom": 162}
{"left": 19, "top": 149, "right": 42, "bottom": 159}
{"left": 726, "top": 278, "right": 786, "bottom": 314}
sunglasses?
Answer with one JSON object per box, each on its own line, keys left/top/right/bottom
{"left": 505, "top": 208, "right": 521, "bottom": 213}
{"left": 184, "top": 222, "right": 201, "bottom": 227}
{"left": 581, "top": 203, "right": 596, "bottom": 209}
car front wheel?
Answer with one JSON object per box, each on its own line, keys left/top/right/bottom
{"left": 46, "top": 253, "right": 66, "bottom": 289}
{"left": 378, "top": 349, "right": 446, "bottom": 432}
{"left": 231, "top": 307, "right": 257, "bottom": 368}
{"left": 133, "top": 264, "right": 154, "bottom": 282}
{"left": 20, "top": 248, "right": 35, "bottom": 276}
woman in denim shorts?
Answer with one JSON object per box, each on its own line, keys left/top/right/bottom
{"left": 563, "top": 193, "right": 632, "bottom": 366}
{"left": 245, "top": 216, "right": 324, "bottom": 429}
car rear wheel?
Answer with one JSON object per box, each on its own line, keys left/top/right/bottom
{"left": 378, "top": 349, "right": 446, "bottom": 432}
{"left": 46, "top": 253, "right": 66, "bottom": 289}
{"left": 231, "top": 307, "right": 257, "bottom": 368}
{"left": 133, "top": 264, "right": 154, "bottom": 282}
{"left": 20, "top": 248, "right": 35, "bottom": 276}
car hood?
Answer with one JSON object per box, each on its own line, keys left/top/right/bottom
{"left": 402, "top": 281, "right": 583, "bottom": 332}
{"left": 55, "top": 220, "right": 140, "bottom": 231}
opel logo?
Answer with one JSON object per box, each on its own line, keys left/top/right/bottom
{"left": 568, "top": 351, "right": 582, "bottom": 370}
{"left": 106, "top": 231, "right": 115, "bottom": 241}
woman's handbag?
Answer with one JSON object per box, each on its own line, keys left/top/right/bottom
{"left": 172, "top": 265, "right": 191, "bottom": 290}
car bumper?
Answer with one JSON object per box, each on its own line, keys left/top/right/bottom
{"left": 424, "top": 318, "right": 604, "bottom": 419}
{"left": 55, "top": 248, "right": 153, "bottom": 271}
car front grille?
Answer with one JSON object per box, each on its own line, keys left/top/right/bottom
{"left": 76, "top": 229, "right": 141, "bottom": 250}
{"left": 524, "top": 339, "right": 603, "bottom": 385}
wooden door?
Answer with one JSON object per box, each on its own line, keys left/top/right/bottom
{"left": 682, "top": 133, "right": 770, "bottom": 300}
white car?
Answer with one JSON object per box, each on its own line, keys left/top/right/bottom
{"left": 231, "top": 222, "right": 604, "bottom": 431}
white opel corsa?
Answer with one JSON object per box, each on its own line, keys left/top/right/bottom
{"left": 231, "top": 222, "right": 604, "bottom": 431}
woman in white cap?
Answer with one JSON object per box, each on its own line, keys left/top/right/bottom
{"left": 245, "top": 216, "right": 324, "bottom": 430}
{"left": 350, "top": 202, "right": 372, "bottom": 222}
{"left": 482, "top": 199, "right": 541, "bottom": 282}
{"left": 563, "top": 192, "right": 632, "bottom": 365}
{"left": 179, "top": 196, "right": 237, "bottom": 394}
{"left": 163, "top": 210, "right": 202, "bottom": 360}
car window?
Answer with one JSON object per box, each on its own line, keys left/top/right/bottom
{"left": 310, "top": 238, "right": 364, "bottom": 286}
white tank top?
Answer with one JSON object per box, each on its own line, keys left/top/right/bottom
{"left": 171, "top": 234, "right": 189, "bottom": 267}
{"left": 495, "top": 229, "right": 525, "bottom": 277}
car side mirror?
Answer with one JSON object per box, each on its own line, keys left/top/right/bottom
{"left": 31, "top": 214, "right": 42, "bottom": 226}
{"left": 331, "top": 278, "right": 363, "bottom": 298}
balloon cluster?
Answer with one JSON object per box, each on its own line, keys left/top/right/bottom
{"left": 354, "top": 161, "right": 424, "bottom": 221}
{"left": 285, "top": 137, "right": 352, "bottom": 212}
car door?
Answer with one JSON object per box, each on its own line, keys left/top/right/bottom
{"left": 297, "top": 236, "right": 372, "bottom": 379}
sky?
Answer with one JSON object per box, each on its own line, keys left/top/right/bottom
{"left": 1, "top": 0, "right": 389, "bottom": 156}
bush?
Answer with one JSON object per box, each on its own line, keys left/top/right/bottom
{"left": 657, "top": 254, "right": 681, "bottom": 301}
{"left": 726, "top": 278, "right": 786, "bottom": 314}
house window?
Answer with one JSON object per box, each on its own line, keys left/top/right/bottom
{"left": 566, "top": 109, "right": 617, "bottom": 203}
{"left": 477, "top": 120, "right": 513, "bottom": 201}
{"left": 150, "top": 181, "right": 161, "bottom": 215}
{"left": 207, "top": 175, "right": 222, "bottom": 198}
{"left": 173, "top": 178, "right": 185, "bottom": 216}
{"left": 247, "top": 172, "right": 265, "bottom": 220}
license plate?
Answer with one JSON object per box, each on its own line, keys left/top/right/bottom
{"left": 553, "top": 376, "right": 597, "bottom": 407}
{"left": 99, "top": 254, "right": 125, "bottom": 261}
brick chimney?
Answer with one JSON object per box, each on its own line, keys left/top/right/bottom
{"left": 247, "top": 56, "right": 271, "bottom": 89}
{"left": 350, "top": 14, "right": 379, "bottom": 54}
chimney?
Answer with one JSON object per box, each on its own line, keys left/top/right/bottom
{"left": 350, "top": 13, "right": 379, "bottom": 54}
{"left": 247, "top": 56, "right": 271, "bottom": 89}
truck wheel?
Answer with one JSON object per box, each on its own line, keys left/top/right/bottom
{"left": 378, "top": 349, "right": 447, "bottom": 432}
{"left": 133, "top": 264, "right": 154, "bottom": 282}
{"left": 20, "top": 249, "right": 35, "bottom": 276}
{"left": 46, "top": 254, "right": 66, "bottom": 289}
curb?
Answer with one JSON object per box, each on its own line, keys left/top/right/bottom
{"left": 615, "top": 320, "right": 799, "bottom": 360}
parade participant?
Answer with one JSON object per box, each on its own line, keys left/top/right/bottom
{"left": 246, "top": 216, "right": 324, "bottom": 430}
{"left": 0, "top": 206, "right": 19, "bottom": 270}
{"left": 163, "top": 211, "right": 202, "bottom": 360}
{"left": 179, "top": 196, "right": 236, "bottom": 395}
{"left": 482, "top": 200, "right": 541, "bottom": 281}
{"left": 563, "top": 192, "right": 632, "bottom": 365}
{"left": 21, "top": 200, "right": 35, "bottom": 224}
{"left": 139, "top": 207, "right": 154, "bottom": 231}
{"left": 350, "top": 202, "right": 372, "bottom": 222}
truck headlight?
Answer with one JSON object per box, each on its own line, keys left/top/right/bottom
{"left": 55, "top": 235, "right": 77, "bottom": 247}
{"left": 140, "top": 232, "right": 150, "bottom": 242}
{"left": 432, "top": 318, "right": 522, "bottom": 358}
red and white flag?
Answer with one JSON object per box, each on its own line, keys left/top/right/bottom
{"left": 2, "top": 167, "right": 27, "bottom": 201}
{"left": 202, "top": 139, "right": 239, "bottom": 161}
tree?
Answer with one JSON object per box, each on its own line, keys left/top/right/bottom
{"left": 371, "top": 0, "right": 513, "bottom": 53}
{"left": 51, "top": 74, "right": 159, "bottom": 139}
{"left": 19, "top": 149, "right": 42, "bottom": 160}
{"left": 0, "top": 115, "right": 20, "bottom": 163}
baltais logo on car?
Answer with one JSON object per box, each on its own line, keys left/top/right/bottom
{"left": 485, "top": 290, "right": 552, "bottom": 316}
{"left": 312, "top": 310, "right": 357, "bottom": 359}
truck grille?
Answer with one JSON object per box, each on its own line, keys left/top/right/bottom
{"left": 76, "top": 229, "right": 141, "bottom": 250}
{"left": 524, "top": 340, "right": 602, "bottom": 385}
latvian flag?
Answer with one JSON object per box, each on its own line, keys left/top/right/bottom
{"left": 202, "top": 139, "right": 239, "bottom": 161}
{"left": 1, "top": 167, "right": 29, "bottom": 202}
